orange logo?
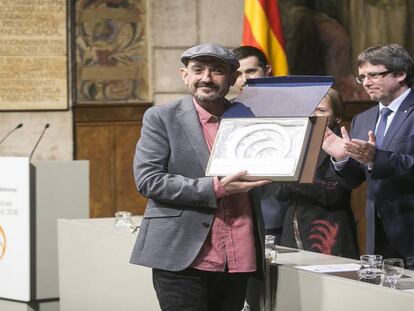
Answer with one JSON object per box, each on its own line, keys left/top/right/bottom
{"left": 0, "top": 225, "right": 6, "bottom": 260}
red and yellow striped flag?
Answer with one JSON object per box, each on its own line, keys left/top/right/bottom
{"left": 242, "top": 0, "right": 289, "bottom": 75}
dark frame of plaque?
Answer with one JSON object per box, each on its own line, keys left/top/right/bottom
{"left": 0, "top": 0, "right": 70, "bottom": 111}
{"left": 74, "top": 0, "right": 151, "bottom": 105}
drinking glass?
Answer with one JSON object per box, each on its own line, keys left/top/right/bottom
{"left": 383, "top": 258, "right": 404, "bottom": 289}
{"left": 406, "top": 257, "right": 414, "bottom": 271}
{"left": 358, "top": 254, "right": 384, "bottom": 285}
{"left": 265, "top": 235, "right": 277, "bottom": 263}
{"left": 114, "top": 211, "right": 136, "bottom": 232}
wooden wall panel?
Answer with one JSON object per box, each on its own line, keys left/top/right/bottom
{"left": 74, "top": 104, "right": 151, "bottom": 218}
{"left": 115, "top": 123, "right": 148, "bottom": 215}
{"left": 351, "top": 183, "right": 368, "bottom": 254}
{"left": 76, "top": 124, "right": 114, "bottom": 217}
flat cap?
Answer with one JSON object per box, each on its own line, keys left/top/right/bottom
{"left": 181, "top": 44, "right": 239, "bottom": 70}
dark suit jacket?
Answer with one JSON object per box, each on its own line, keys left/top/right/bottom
{"left": 338, "top": 89, "right": 414, "bottom": 258}
{"left": 130, "top": 96, "right": 265, "bottom": 275}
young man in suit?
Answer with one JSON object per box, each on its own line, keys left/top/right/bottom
{"left": 130, "top": 43, "right": 271, "bottom": 311}
{"left": 233, "top": 46, "right": 288, "bottom": 245}
{"left": 323, "top": 44, "right": 414, "bottom": 266}
{"left": 233, "top": 46, "right": 272, "bottom": 93}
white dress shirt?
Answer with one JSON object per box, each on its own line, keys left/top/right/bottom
{"left": 332, "top": 88, "right": 411, "bottom": 170}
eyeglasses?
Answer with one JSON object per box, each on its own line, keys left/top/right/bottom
{"left": 355, "top": 70, "right": 393, "bottom": 84}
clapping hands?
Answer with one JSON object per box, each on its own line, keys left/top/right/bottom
{"left": 323, "top": 126, "right": 376, "bottom": 165}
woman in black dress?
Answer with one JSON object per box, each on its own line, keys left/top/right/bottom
{"left": 279, "top": 88, "right": 359, "bottom": 259}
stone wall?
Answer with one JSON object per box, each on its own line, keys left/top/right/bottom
{"left": 150, "top": 0, "right": 244, "bottom": 105}
{"left": 0, "top": 111, "right": 73, "bottom": 161}
{"left": 0, "top": 0, "right": 72, "bottom": 161}
{"left": 0, "top": 0, "right": 244, "bottom": 160}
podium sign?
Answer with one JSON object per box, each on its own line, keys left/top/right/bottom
{"left": 0, "top": 157, "right": 31, "bottom": 301}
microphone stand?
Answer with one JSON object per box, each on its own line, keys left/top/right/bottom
{"left": 0, "top": 124, "right": 23, "bottom": 145}
{"left": 29, "top": 124, "right": 50, "bottom": 160}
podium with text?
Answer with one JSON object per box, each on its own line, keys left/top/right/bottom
{"left": 0, "top": 157, "right": 89, "bottom": 310}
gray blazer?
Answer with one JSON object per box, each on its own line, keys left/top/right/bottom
{"left": 130, "top": 96, "right": 265, "bottom": 274}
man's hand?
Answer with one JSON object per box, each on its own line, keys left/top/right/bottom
{"left": 344, "top": 130, "right": 376, "bottom": 165}
{"left": 322, "top": 126, "right": 350, "bottom": 161}
{"left": 219, "top": 170, "right": 271, "bottom": 195}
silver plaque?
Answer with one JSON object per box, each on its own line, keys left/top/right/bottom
{"left": 206, "top": 117, "right": 312, "bottom": 181}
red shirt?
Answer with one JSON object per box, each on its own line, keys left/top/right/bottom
{"left": 190, "top": 100, "right": 256, "bottom": 273}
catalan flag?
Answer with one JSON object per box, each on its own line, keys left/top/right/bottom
{"left": 242, "top": 0, "right": 289, "bottom": 75}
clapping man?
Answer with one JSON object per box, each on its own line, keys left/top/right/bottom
{"left": 323, "top": 44, "right": 414, "bottom": 265}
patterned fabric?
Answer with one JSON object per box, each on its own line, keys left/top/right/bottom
{"left": 279, "top": 128, "right": 359, "bottom": 259}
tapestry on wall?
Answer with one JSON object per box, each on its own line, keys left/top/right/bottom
{"left": 76, "top": 0, "right": 150, "bottom": 103}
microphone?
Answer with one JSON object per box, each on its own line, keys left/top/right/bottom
{"left": 29, "top": 124, "right": 50, "bottom": 160}
{"left": 0, "top": 123, "right": 23, "bottom": 145}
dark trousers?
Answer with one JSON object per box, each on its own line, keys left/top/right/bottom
{"left": 375, "top": 214, "right": 401, "bottom": 259}
{"left": 375, "top": 215, "right": 414, "bottom": 270}
{"left": 152, "top": 268, "right": 251, "bottom": 311}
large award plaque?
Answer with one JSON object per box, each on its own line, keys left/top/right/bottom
{"left": 206, "top": 117, "right": 312, "bottom": 181}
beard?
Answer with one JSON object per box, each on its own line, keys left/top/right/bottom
{"left": 191, "top": 81, "right": 229, "bottom": 102}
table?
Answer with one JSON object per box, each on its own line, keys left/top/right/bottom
{"left": 58, "top": 217, "right": 414, "bottom": 311}
{"left": 271, "top": 248, "right": 414, "bottom": 311}
{"left": 58, "top": 217, "right": 159, "bottom": 311}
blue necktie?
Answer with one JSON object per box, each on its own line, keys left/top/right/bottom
{"left": 375, "top": 108, "right": 392, "bottom": 148}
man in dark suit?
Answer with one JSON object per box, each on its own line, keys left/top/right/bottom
{"left": 232, "top": 46, "right": 289, "bottom": 247}
{"left": 130, "top": 44, "right": 271, "bottom": 311}
{"left": 323, "top": 44, "right": 414, "bottom": 265}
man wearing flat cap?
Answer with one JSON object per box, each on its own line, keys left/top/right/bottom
{"left": 130, "top": 43, "right": 271, "bottom": 311}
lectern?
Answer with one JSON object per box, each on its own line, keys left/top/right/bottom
{"left": 0, "top": 157, "right": 89, "bottom": 311}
